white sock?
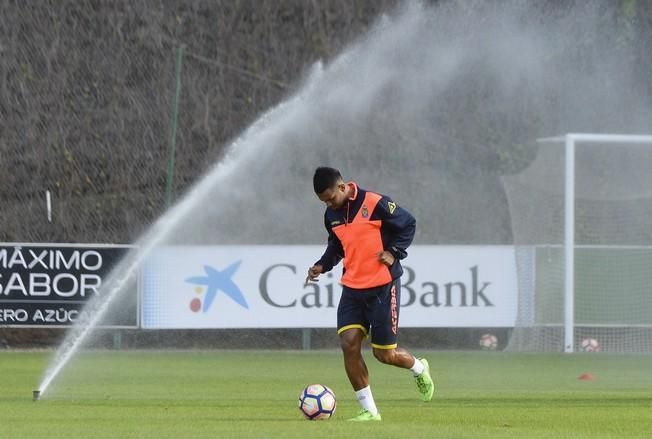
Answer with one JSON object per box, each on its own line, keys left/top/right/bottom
{"left": 410, "top": 357, "right": 425, "bottom": 376}
{"left": 355, "top": 386, "right": 379, "bottom": 416}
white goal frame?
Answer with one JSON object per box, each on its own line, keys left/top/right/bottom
{"left": 536, "top": 133, "right": 652, "bottom": 352}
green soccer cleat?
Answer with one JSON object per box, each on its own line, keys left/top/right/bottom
{"left": 415, "top": 358, "right": 435, "bottom": 402}
{"left": 348, "top": 409, "right": 382, "bottom": 421}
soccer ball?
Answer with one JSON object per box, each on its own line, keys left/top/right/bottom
{"left": 580, "top": 338, "right": 600, "bottom": 352}
{"left": 479, "top": 333, "right": 498, "bottom": 350}
{"left": 298, "top": 384, "right": 336, "bottom": 420}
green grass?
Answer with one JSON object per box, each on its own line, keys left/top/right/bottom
{"left": 2, "top": 350, "right": 652, "bottom": 438}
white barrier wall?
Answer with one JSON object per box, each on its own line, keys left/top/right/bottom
{"left": 142, "top": 245, "right": 517, "bottom": 329}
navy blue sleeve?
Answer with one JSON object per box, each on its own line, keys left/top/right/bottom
{"left": 315, "top": 214, "right": 344, "bottom": 272}
{"left": 374, "top": 196, "right": 416, "bottom": 259}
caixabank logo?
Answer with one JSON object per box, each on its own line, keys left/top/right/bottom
{"left": 184, "top": 261, "right": 249, "bottom": 313}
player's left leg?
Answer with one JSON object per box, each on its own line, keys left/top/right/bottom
{"left": 368, "top": 279, "right": 435, "bottom": 402}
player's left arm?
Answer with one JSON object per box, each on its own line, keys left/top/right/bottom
{"left": 375, "top": 195, "right": 416, "bottom": 260}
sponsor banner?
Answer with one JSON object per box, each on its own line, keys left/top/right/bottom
{"left": 0, "top": 243, "right": 137, "bottom": 327}
{"left": 142, "top": 245, "right": 517, "bottom": 329}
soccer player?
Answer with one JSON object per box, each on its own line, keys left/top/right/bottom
{"left": 306, "top": 166, "right": 434, "bottom": 421}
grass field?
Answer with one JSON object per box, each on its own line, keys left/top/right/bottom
{"left": 2, "top": 350, "right": 652, "bottom": 438}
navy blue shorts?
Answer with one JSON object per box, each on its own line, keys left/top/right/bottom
{"left": 337, "top": 278, "right": 401, "bottom": 349}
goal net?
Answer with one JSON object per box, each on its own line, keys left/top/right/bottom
{"left": 503, "top": 134, "right": 652, "bottom": 353}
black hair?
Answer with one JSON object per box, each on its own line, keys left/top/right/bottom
{"left": 313, "top": 167, "right": 342, "bottom": 194}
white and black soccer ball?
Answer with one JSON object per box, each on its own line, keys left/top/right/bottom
{"left": 479, "top": 333, "right": 498, "bottom": 351}
{"left": 298, "top": 384, "right": 336, "bottom": 420}
{"left": 580, "top": 338, "right": 600, "bottom": 352}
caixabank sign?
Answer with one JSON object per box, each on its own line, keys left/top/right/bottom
{"left": 0, "top": 243, "right": 137, "bottom": 327}
{"left": 142, "top": 245, "right": 517, "bottom": 329}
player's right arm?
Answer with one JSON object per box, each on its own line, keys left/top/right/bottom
{"left": 316, "top": 229, "right": 344, "bottom": 272}
{"left": 305, "top": 264, "right": 323, "bottom": 285}
{"left": 306, "top": 215, "right": 344, "bottom": 284}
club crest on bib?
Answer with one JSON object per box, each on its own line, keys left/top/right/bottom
{"left": 361, "top": 205, "right": 368, "bottom": 218}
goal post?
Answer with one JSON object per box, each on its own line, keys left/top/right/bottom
{"left": 504, "top": 133, "right": 652, "bottom": 353}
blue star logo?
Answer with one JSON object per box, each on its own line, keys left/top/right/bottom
{"left": 185, "top": 261, "right": 249, "bottom": 312}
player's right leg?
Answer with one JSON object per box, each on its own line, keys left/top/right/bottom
{"left": 337, "top": 287, "right": 370, "bottom": 390}
{"left": 337, "top": 287, "right": 380, "bottom": 420}
{"left": 339, "top": 327, "right": 368, "bottom": 389}
{"left": 340, "top": 329, "right": 382, "bottom": 421}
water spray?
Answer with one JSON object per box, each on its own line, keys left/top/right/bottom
{"left": 36, "top": 94, "right": 298, "bottom": 399}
